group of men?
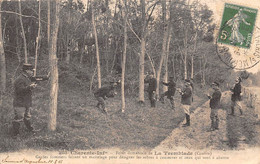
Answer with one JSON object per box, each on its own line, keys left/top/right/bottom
{"left": 11, "top": 63, "right": 243, "bottom": 138}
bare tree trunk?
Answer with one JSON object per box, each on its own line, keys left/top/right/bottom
{"left": 121, "top": 0, "right": 127, "bottom": 112}
{"left": 202, "top": 54, "right": 207, "bottom": 86}
{"left": 15, "top": 7, "right": 21, "bottom": 63}
{"left": 172, "top": 54, "right": 175, "bottom": 80}
{"left": 139, "top": 37, "right": 145, "bottom": 103}
{"left": 183, "top": 28, "right": 188, "bottom": 80}
{"left": 163, "top": 30, "right": 171, "bottom": 92}
{"left": 79, "top": 35, "right": 85, "bottom": 65}
{"left": 105, "top": 0, "right": 109, "bottom": 74}
{"left": 157, "top": 0, "right": 167, "bottom": 96}
{"left": 18, "top": 0, "right": 28, "bottom": 63}
{"left": 66, "top": 10, "right": 71, "bottom": 64}
{"left": 47, "top": 0, "right": 50, "bottom": 48}
{"left": 92, "top": 3, "right": 101, "bottom": 88}
{"left": 34, "top": 0, "right": 41, "bottom": 76}
{"left": 191, "top": 32, "right": 197, "bottom": 80}
{"left": 48, "top": 0, "right": 60, "bottom": 131}
{"left": 0, "top": 0, "right": 6, "bottom": 98}
{"left": 139, "top": 0, "right": 145, "bottom": 103}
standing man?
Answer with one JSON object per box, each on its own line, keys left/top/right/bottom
{"left": 159, "top": 76, "right": 176, "bottom": 110}
{"left": 207, "top": 82, "right": 222, "bottom": 131}
{"left": 144, "top": 73, "right": 157, "bottom": 107}
{"left": 94, "top": 82, "right": 118, "bottom": 114}
{"left": 12, "top": 64, "right": 47, "bottom": 138}
{"left": 229, "top": 77, "right": 243, "bottom": 116}
{"left": 179, "top": 79, "right": 193, "bottom": 127}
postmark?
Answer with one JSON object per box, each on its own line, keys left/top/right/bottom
{"left": 216, "top": 3, "right": 260, "bottom": 70}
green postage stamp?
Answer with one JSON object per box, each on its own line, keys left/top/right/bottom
{"left": 218, "top": 3, "right": 258, "bottom": 48}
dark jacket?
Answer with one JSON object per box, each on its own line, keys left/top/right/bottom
{"left": 231, "top": 83, "right": 241, "bottom": 101}
{"left": 13, "top": 74, "right": 33, "bottom": 108}
{"left": 209, "top": 89, "right": 222, "bottom": 109}
{"left": 94, "top": 85, "right": 116, "bottom": 99}
{"left": 181, "top": 86, "right": 193, "bottom": 105}
{"left": 162, "top": 80, "right": 176, "bottom": 96}
{"left": 145, "top": 77, "right": 157, "bottom": 93}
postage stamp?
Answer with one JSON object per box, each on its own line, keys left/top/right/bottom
{"left": 218, "top": 3, "right": 258, "bottom": 48}
{"left": 217, "top": 3, "right": 260, "bottom": 70}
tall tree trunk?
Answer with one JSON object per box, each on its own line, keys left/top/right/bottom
{"left": 202, "top": 54, "right": 207, "bottom": 86}
{"left": 156, "top": 0, "right": 167, "bottom": 96}
{"left": 105, "top": 0, "right": 109, "bottom": 74}
{"left": 47, "top": 0, "right": 50, "bottom": 48}
{"left": 18, "top": 0, "right": 28, "bottom": 63}
{"left": 121, "top": 0, "right": 127, "bottom": 112}
{"left": 0, "top": 0, "right": 6, "bottom": 103}
{"left": 139, "top": 0, "right": 145, "bottom": 103}
{"left": 66, "top": 10, "right": 71, "bottom": 64}
{"left": 15, "top": 7, "right": 21, "bottom": 63}
{"left": 34, "top": 0, "right": 41, "bottom": 76}
{"left": 79, "top": 35, "right": 85, "bottom": 65}
{"left": 183, "top": 28, "right": 188, "bottom": 80}
{"left": 163, "top": 29, "right": 171, "bottom": 92}
{"left": 191, "top": 32, "right": 197, "bottom": 80}
{"left": 172, "top": 54, "right": 175, "bottom": 80}
{"left": 48, "top": 0, "right": 60, "bottom": 131}
{"left": 92, "top": 3, "right": 101, "bottom": 88}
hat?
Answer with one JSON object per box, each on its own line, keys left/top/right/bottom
{"left": 22, "top": 63, "right": 34, "bottom": 71}
{"left": 212, "top": 81, "right": 219, "bottom": 87}
{"left": 236, "top": 77, "right": 242, "bottom": 82}
{"left": 110, "top": 82, "right": 118, "bottom": 86}
{"left": 184, "top": 79, "right": 191, "bottom": 83}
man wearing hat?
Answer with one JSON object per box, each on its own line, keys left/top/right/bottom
{"left": 94, "top": 82, "right": 118, "bottom": 114}
{"left": 229, "top": 77, "right": 243, "bottom": 116}
{"left": 159, "top": 76, "right": 176, "bottom": 110}
{"left": 12, "top": 63, "right": 40, "bottom": 138}
{"left": 144, "top": 73, "right": 157, "bottom": 107}
{"left": 207, "top": 82, "right": 222, "bottom": 131}
{"left": 179, "top": 79, "right": 193, "bottom": 127}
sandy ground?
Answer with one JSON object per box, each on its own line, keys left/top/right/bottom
{"left": 155, "top": 91, "right": 260, "bottom": 151}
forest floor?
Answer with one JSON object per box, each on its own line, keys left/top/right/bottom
{"left": 1, "top": 80, "right": 259, "bottom": 153}
{"left": 0, "top": 81, "right": 207, "bottom": 152}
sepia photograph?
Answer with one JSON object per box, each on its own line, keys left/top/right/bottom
{"left": 0, "top": 0, "right": 259, "bottom": 163}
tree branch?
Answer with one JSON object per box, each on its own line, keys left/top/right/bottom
{"left": 0, "top": 10, "right": 48, "bottom": 24}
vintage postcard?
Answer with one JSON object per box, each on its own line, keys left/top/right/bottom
{"left": 0, "top": 0, "right": 259, "bottom": 164}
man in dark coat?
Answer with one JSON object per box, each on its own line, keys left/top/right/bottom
{"left": 144, "top": 73, "right": 157, "bottom": 107}
{"left": 179, "top": 79, "right": 193, "bottom": 127}
{"left": 207, "top": 82, "right": 222, "bottom": 131}
{"left": 94, "top": 82, "right": 118, "bottom": 114}
{"left": 229, "top": 77, "right": 243, "bottom": 116}
{"left": 159, "top": 76, "right": 176, "bottom": 110}
{"left": 12, "top": 64, "right": 45, "bottom": 138}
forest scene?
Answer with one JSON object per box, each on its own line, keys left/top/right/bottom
{"left": 0, "top": 0, "right": 259, "bottom": 153}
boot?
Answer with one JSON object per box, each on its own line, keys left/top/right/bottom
{"left": 101, "top": 107, "right": 108, "bottom": 114}
{"left": 159, "top": 96, "right": 165, "bottom": 104}
{"left": 182, "top": 114, "right": 190, "bottom": 127}
{"left": 215, "top": 118, "right": 219, "bottom": 130}
{"left": 24, "top": 118, "right": 33, "bottom": 131}
{"left": 210, "top": 120, "right": 215, "bottom": 131}
{"left": 229, "top": 107, "right": 234, "bottom": 115}
{"left": 151, "top": 99, "right": 156, "bottom": 107}
{"left": 239, "top": 108, "right": 243, "bottom": 115}
{"left": 12, "top": 121, "right": 20, "bottom": 137}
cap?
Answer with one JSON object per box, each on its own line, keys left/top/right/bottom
{"left": 110, "top": 82, "right": 118, "bottom": 86}
{"left": 237, "top": 77, "right": 242, "bottom": 82}
{"left": 212, "top": 81, "right": 219, "bottom": 87}
{"left": 22, "top": 63, "right": 34, "bottom": 71}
